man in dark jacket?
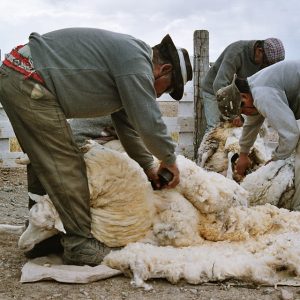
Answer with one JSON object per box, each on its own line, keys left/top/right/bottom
{"left": 0, "top": 28, "right": 192, "bottom": 265}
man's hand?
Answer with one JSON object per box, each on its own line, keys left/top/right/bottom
{"left": 235, "top": 153, "right": 251, "bottom": 176}
{"left": 232, "top": 115, "right": 244, "bottom": 127}
{"left": 145, "top": 162, "right": 180, "bottom": 189}
{"left": 158, "top": 162, "right": 180, "bottom": 188}
{"left": 145, "top": 167, "right": 161, "bottom": 189}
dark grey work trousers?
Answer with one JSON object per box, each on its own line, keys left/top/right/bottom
{"left": 0, "top": 65, "right": 92, "bottom": 238}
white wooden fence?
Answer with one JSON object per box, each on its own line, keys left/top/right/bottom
{"left": 0, "top": 97, "right": 194, "bottom": 167}
{"left": 159, "top": 80, "right": 194, "bottom": 159}
{"left": 0, "top": 103, "right": 23, "bottom": 167}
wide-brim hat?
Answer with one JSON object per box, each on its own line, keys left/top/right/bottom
{"left": 216, "top": 74, "right": 241, "bottom": 119}
{"left": 158, "top": 34, "right": 193, "bottom": 100}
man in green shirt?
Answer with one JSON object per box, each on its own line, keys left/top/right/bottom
{"left": 202, "top": 38, "right": 285, "bottom": 131}
{"left": 0, "top": 28, "right": 192, "bottom": 265}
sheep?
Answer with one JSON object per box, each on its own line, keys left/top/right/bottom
{"left": 197, "top": 120, "right": 295, "bottom": 208}
{"left": 18, "top": 140, "right": 247, "bottom": 250}
{"left": 197, "top": 121, "right": 268, "bottom": 180}
{"left": 15, "top": 143, "right": 287, "bottom": 248}
{"left": 18, "top": 141, "right": 300, "bottom": 288}
{"left": 16, "top": 141, "right": 154, "bottom": 250}
{"left": 20, "top": 141, "right": 294, "bottom": 251}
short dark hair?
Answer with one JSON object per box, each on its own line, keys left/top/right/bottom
{"left": 255, "top": 40, "right": 264, "bottom": 49}
{"left": 152, "top": 45, "right": 172, "bottom": 65}
{"left": 235, "top": 77, "right": 250, "bottom": 93}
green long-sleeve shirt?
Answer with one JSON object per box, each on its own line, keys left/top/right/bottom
{"left": 202, "top": 40, "right": 260, "bottom": 95}
{"left": 28, "top": 27, "right": 176, "bottom": 170}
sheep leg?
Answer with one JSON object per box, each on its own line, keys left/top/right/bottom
{"left": 226, "top": 152, "right": 241, "bottom": 181}
{"left": 0, "top": 224, "right": 25, "bottom": 234}
{"left": 198, "top": 149, "right": 214, "bottom": 167}
{"left": 226, "top": 152, "right": 235, "bottom": 179}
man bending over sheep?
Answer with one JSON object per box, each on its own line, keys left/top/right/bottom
{"left": 0, "top": 28, "right": 192, "bottom": 265}
{"left": 216, "top": 60, "right": 300, "bottom": 211}
{"left": 202, "top": 38, "right": 285, "bottom": 131}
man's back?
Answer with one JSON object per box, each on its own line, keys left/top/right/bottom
{"left": 248, "top": 60, "right": 300, "bottom": 119}
{"left": 29, "top": 28, "right": 153, "bottom": 118}
{"left": 202, "top": 40, "right": 259, "bottom": 94}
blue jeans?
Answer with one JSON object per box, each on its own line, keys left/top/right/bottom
{"left": 202, "top": 90, "right": 221, "bottom": 132}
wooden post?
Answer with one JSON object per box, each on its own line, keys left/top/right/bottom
{"left": 193, "top": 30, "right": 209, "bottom": 160}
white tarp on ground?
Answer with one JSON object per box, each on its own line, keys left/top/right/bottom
{"left": 20, "top": 255, "right": 121, "bottom": 284}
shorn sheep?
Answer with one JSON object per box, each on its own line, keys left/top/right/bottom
{"left": 197, "top": 121, "right": 295, "bottom": 208}
{"left": 16, "top": 140, "right": 300, "bottom": 289}
{"left": 17, "top": 140, "right": 247, "bottom": 250}
{"left": 197, "top": 121, "right": 268, "bottom": 180}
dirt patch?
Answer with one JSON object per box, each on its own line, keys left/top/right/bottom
{"left": 0, "top": 167, "right": 298, "bottom": 300}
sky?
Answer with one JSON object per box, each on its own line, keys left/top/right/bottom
{"left": 0, "top": 0, "right": 299, "bottom": 63}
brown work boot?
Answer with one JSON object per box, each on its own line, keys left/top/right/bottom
{"left": 61, "top": 235, "right": 111, "bottom": 266}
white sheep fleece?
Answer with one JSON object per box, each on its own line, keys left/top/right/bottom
{"left": 84, "top": 144, "right": 155, "bottom": 247}
{"left": 104, "top": 230, "right": 300, "bottom": 288}
{"left": 175, "top": 155, "right": 248, "bottom": 214}
{"left": 241, "top": 157, "right": 295, "bottom": 208}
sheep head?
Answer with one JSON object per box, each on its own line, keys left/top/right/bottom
{"left": 18, "top": 193, "right": 65, "bottom": 252}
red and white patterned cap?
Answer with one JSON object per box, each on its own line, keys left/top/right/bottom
{"left": 264, "top": 38, "right": 285, "bottom": 65}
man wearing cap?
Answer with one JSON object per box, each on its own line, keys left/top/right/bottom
{"left": 216, "top": 60, "right": 300, "bottom": 211}
{"left": 202, "top": 38, "right": 285, "bottom": 131}
{"left": 0, "top": 28, "right": 192, "bottom": 265}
